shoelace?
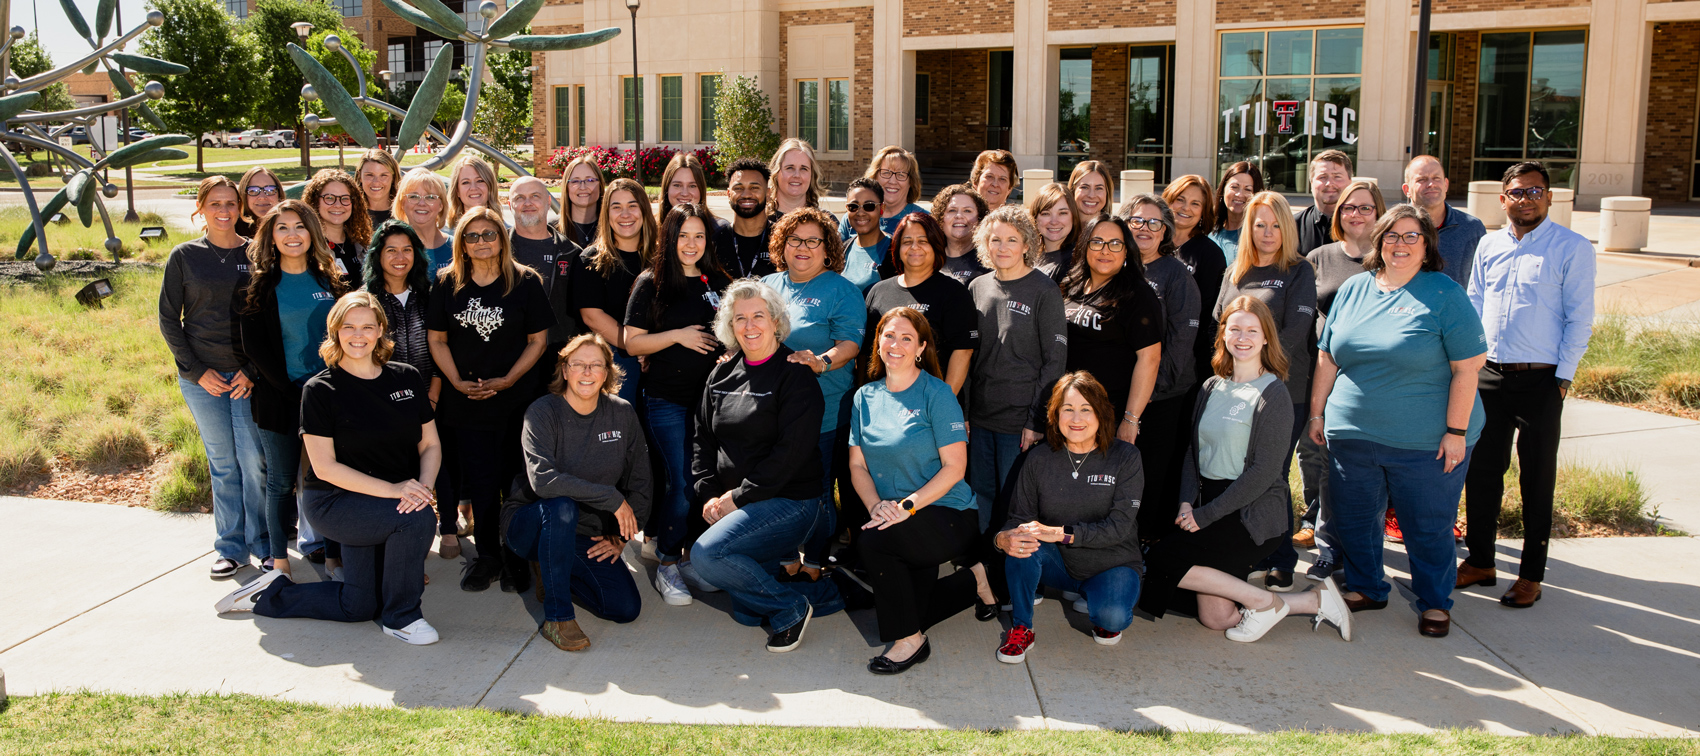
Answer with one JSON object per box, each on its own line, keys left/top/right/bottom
{"left": 1234, "top": 606, "right": 1257, "bottom": 630}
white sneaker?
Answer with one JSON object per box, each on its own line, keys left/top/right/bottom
{"left": 640, "top": 539, "right": 660, "bottom": 563}
{"left": 1225, "top": 596, "right": 1290, "bottom": 643}
{"left": 1315, "top": 575, "right": 1354, "bottom": 642}
{"left": 678, "top": 559, "right": 721, "bottom": 593}
{"left": 214, "top": 568, "right": 290, "bottom": 613}
{"left": 654, "top": 563, "right": 693, "bottom": 606}
{"left": 1061, "top": 590, "right": 1082, "bottom": 603}
{"left": 383, "top": 618, "right": 440, "bottom": 645}
{"left": 1072, "top": 598, "right": 1089, "bottom": 615}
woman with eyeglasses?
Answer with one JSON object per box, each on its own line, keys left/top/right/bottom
{"left": 1067, "top": 161, "right": 1116, "bottom": 219}
{"left": 356, "top": 149, "right": 400, "bottom": 227}
{"left": 234, "top": 166, "right": 282, "bottom": 239}
{"left": 1059, "top": 214, "right": 1163, "bottom": 463}
{"left": 768, "top": 138, "right": 826, "bottom": 217}
{"left": 839, "top": 177, "right": 893, "bottom": 293}
{"left": 571, "top": 178, "right": 657, "bottom": 406}
{"left": 428, "top": 207, "right": 556, "bottom": 594}
{"left": 1212, "top": 191, "right": 1317, "bottom": 592}
{"left": 623, "top": 203, "right": 733, "bottom": 606}
{"left": 1208, "top": 162, "right": 1264, "bottom": 268}
{"left": 838, "top": 146, "right": 927, "bottom": 239}
{"left": 932, "top": 184, "right": 991, "bottom": 286}
{"left": 1310, "top": 204, "right": 1486, "bottom": 639}
{"left": 448, "top": 155, "right": 502, "bottom": 224}
{"left": 1026, "top": 183, "right": 1082, "bottom": 282}
{"left": 303, "top": 169, "right": 371, "bottom": 286}
{"left": 761, "top": 207, "right": 864, "bottom": 581}
{"left": 1117, "top": 195, "right": 1201, "bottom": 540}
{"left": 394, "top": 168, "right": 455, "bottom": 278}
{"left": 559, "top": 156, "right": 605, "bottom": 248}
{"left": 866, "top": 212, "right": 978, "bottom": 399}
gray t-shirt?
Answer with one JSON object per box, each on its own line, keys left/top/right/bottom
{"left": 1143, "top": 254, "right": 1201, "bottom": 401}
{"left": 513, "top": 392, "right": 653, "bottom": 539}
{"left": 158, "top": 236, "right": 253, "bottom": 381}
{"left": 969, "top": 268, "right": 1069, "bottom": 434}
{"left": 1214, "top": 262, "right": 1317, "bottom": 404}
{"left": 1198, "top": 372, "right": 1279, "bottom": 480}
{"left": 1306, "top": 241, "right": 1368, "bottom": 339}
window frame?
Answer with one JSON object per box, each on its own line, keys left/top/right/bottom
{"left": 660, "top": 74, "right": 684, "bottom": 143}
{"left": 700, "top": 74, "right": 721, "bottom": 143}
{"left": 623, "top": 75, "right": 644, "bottom": 144}
{"left": 554, "top": 86, "right": 571, "bottom": 148}
{"left": 1470, "top": 27, "right": 1588, "bottom": 190}
{"left": 795, "top": 79, "right": 820, "bottom": 150}
{"left": 1124, "top": 44, "right": 1176, "bottom": 183}
{"left": 1214, "top": 25, "right": 1366, "bottom": 194}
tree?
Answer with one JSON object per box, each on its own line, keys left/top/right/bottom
{"left": 142, "top": 0, "right": 262, "bottom": 172}
{"left": 485, "top": 34, "right": 533, "bottom": 132}
{"left": 10, "top": 34, "right": 78, "bottom": 116}
{"left": 246, "top": 0, "right": 348, "bottom": 158}
{"left": 711, "top": 72, "right": 780, "bottom": 164}
{"left": 472, "top": 78, "right": 527, "bottom": 177}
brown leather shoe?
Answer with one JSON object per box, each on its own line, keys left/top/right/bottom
{"left": 1344, "top": 594, "right": 1388, "bottom": 612}
{"left": 541, "top": 619, "right": 590, "bottom": 652}
{"left": 1501, "top": 579, "right": 1542, "bottom": 608}
{"left": 1292, "top": 528, "right": 1316, "bottom": 548}
{"left": 1418, "top": 610, "right": 1451, "bottom": 638}
{"left": 1456, "top": 561, "right": 1497, "bottom": 589}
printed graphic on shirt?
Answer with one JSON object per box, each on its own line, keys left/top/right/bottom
{"left": 898, "top": 408, "right": 924, "bottom": 420}
{"left": 1084, "top": 473, "right": 1116, "bottom": 486}
{"left": 1065, "top": 305, "right": 1104, "bottom": 330}
{"left": 454, "top": 298, "right": 506, "bottom": 341}
{"left": 598, "top": 430, "right": 623, "bottom": 443}
{"left": 909, "top": 303, "right": 931, "bottom": 313}
{"left": 1006, "top": 300, "right": 1033, "bottom": 316}
{"left": 949, "top": 421, "right": 967, "bottom": 432}
{"left": 311, "top": 291, "right": 334, "bottom": 301}
{"left": 389, "top": 389, "right": 416, "bottom": 402}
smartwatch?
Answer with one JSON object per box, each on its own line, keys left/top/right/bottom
{"left": 820, "top": 352, "right": 834, "bottom": 370}
{"left": 1062, "top": 526, "right": 1075, "bottom": 545}
{"left": 899, "top": 497, "right": 916, "bottom": 513}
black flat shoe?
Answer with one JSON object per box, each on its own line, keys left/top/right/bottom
{"left": 868, "top": 639, "right": 931, "bottom": 675}
{"left": 305, "top": 548, "right": 326, "bottom": 565}
{"left": 975, "top": 598, "right": 999, "bottom": 622}
{"left": 460, "top": 556, "right": 501, "bottom": 592}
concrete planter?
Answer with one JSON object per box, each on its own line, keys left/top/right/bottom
{"left": 1022, "top": 169, "right": 1054, "bottom": 203}
{"left": 1468, "top": 180, "right": 1505, "bottom": 229}
{"left": 1550, "top": 188, "right": 1575, "bottom": 229}
{"left": 1599, "top": 196, "right": 1652, "bottom": 252}
{"left": 1120, "top": 169, "right": 1154, "bottom": 206}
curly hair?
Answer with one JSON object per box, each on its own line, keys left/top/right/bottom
{"left": 714, "top": 279, "right": 791, "bottom": 352}
{"left": 973, "top": 205, "right": 1041, "bottom": 270}
{"left": 930, "top": 183, "right": 989, "bottom": 228}
{"left": 768, "top": 207, "right": 845, "bottom": 273}
{"left": 302, "top": 169, "right": 372, "bottom": 249}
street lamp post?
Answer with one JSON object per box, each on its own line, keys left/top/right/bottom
{"left": 1410, "top": 0, "right": 1432, "bottom": 163}
{"left": 626, "top": 0, "right": 641, "bottom": 186}
{"left": 378, "top": 70, "right": 392, "bottom": 147}
{"left": 292, "top": 21, "right": 315, "bottom": 170}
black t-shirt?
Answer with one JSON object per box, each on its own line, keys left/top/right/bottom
{"left": 509, "top": 231, "right": 566, "bottom": 296}
{"left": 329, "top": 238, "right": 363, "bottom": 287}
{"left": 571, "top": 248, "right": 645, "bottom": 320}
{"left": 369, "top": 209, "right": 392, "bottom": 228}
{"left": 1064, "top": 284, "right": 1165, "bottom": 411}
{"left": 939, "top": 251, "right": 989, "bottom": 286}
{"left": 1176, "top": 234, "right": 1228, "bottom": 385}
{"left": 300, "top": 362, "right": 433, "bottom": 490}
{"left": 623, "top": 268, "right": 731, "bottom": 405}
{"left": 426, "top": 268, "right": 556, "bottom": 428}
{"left": 569, "top": 219, "right": 599, "bottom": 249}
{"left": 715, "top": 219, "right": 778, "bottom": 279}
{"left": 864, "top": 272, "right": 980, "bottom": 359}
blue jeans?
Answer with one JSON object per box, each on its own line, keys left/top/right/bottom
{"left": 253, "top": 486, "right": 435, "bottom": 629}
{"left": 613, "top": 348, "right": 641, "bottom": 406}
{"left": 258, "top": 429, "right": 302, "bottom": 560}
{"left": 967, "top": 426, "right": 1023, "bottom": 532}
{"left": 178, "top": 373, "right": 268, "bottom": 561}
{"left": 1005, "top": 542, "right": 1140, "bottom": 632}
{"left": 644, "top": 395, "right": 694, "bottom": 560}
{"left": 1329, "top": 437, "right": 1474, "bottom": 614}
{"left": 796, "top": 429, "right": 841, "bottom": 570}
{"left": 693, "top": 496, "right": 845, "bottom": 631}
{"left": 506, "top": 497, "right": 643, "bottom": 623}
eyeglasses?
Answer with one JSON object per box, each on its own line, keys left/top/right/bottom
{"left": 1381, "top": 231, "right": 1424, "bottom": 246}
{"left": 246, "top": 186, "right": 279, "bottom": 197}
{"left": 785, "top": 236, "right": 825, "bottom": 250}
{"left": 405, "top": 193, "right": 441, "bottom": 203}
{"left": 876, "top": 170, "right": 908, "bottom": 181}
{"left": 847, "top": 201, "right": 879, "bottom": 213}
{"left": 566, "top": 361, "right": 607, "bottom": 373}
{"left": 1126, "top": 217, "right": 1168, "bottom": 232}
{"left": 898, "top": 238, "right": 932, "bottom": 249}
{"left": 1086, "top": 238, "right": 1127, "bottom": 252}
{"left": 1338, "top": 203, "right": 1376, "bottom": 216}
{"left": 1504, "top": 187, "right": 1547, "bottom": 201}
{"left": 319, "top": 194, "right": 353, "bottom": 206}
{"left": 566, "top": 178, "right": 599, "bottom": 188}
{"left": 462, "top": 230, "right": 502, "bottom": 244}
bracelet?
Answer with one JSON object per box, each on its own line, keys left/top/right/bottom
{"left": 1123, "top": 411, "right": 1140, "bottom": 427}
{"left": 1309, "top": 415, "right": 1325, "bottom": 423}
{"left": 1446, "top": 426, "right": 1467, "bottom": 437}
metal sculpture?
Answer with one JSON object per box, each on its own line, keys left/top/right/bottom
{"left": 1, "top": 0, "right": 191, "bottom": 269}
{"left": 294, "top": 0, "right": 618, "bottom": 180}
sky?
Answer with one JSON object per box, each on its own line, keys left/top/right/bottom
{"left": 28, "top": 0, "right": 150, "bottom": 70}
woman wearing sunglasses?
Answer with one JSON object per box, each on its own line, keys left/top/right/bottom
{"left": 234, "top": 166, "right": 282, "bottom": 239}
{"left": 839, "top": 177, "right": 893, "bottom": 294}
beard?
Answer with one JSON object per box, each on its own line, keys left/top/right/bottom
{"left": 516, "top": 209, "right": 549, "bottom": 228}
{"left": 730, "top": 197, "right": 766, "bottom": 219}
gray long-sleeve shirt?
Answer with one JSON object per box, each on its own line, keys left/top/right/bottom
{"left": 1003, "top": 440, "right": 1144, "bottom": 580}
{"left": 158, "top": 237, "right": 252, "bottom": 381}
{"left": 1214, "top": 262, "right": 1317, "bottom": 404}
{"left": 513, "top": 392, "right": 653, "bottom": 539}
{"left": 1143, "top": 254, "right": 1201, "bottom": 401}
{"left": 969, "top": 268, "right": 1069, "bottom": 434}
{"left": 1181, "top": 375, "right": 1293, "bottom": 544}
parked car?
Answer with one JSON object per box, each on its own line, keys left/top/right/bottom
{"left": 269, "top": 130, "right": 296, "bottom": 148}
{"left": 67, "top": 126, "right": 88, "bottom": 145}
{"left": 227, "top": 129, "right": 267, "bottom": 148}
{"left": 199, "top": 131, "right": 238, "bottom": 147}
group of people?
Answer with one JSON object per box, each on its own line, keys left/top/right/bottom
{"left": 161, "top": 138, "right": 1593, "bottom": 671}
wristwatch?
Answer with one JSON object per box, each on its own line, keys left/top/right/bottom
{"left": 819, "top": 352, "right": 834, "bottom": 370}
{"left": 1557, "top": 378, "right": 1572, "bottom": 391}
{"left": 1062, "top": 526, "right": 1075, "bottom": 545}
{"left": 1446, "top": 426, "right": 1467, "bottom": 437}
{"left": 899, "top": 497, "right": 916, "bottom": 513}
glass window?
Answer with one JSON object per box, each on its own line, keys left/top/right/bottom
{"left": 700, "top": 74, "right": 720, "bottom": 143}
{"left": 1057, "top": 47, "right": 1092, "bottom": 173}
{"left": 554, "top": 87, "right": 571, "bottom": 148}
{"left": 827, "top": 79, "right": 850, "bottom": 152}
{"left": 1315, "top": 28, "right": 1363, "bottom": 75}
{"left": 225, "top": 0, "right": 247, "bottom": 18}
{"left": 1217, "top": 28, "right": 1362, "bottom": 193}
{"left": 624, "top": 76, "right": 643, "bottom": 143}
{"left": 388, "top": 44, "right": 407, "bottom": 78}
{"left": 423, "top": 40, "right": 446, "bottom": 69}
{"left": 915, "top": 73, "right": 930, "bottom": 126}
{"left": 797, "top": 79, "right": 819, "bottom": 148}
{"left": 1126, "top": 45, "right": 1174, "bottom": 182}
{"left": 576, "top": 86, "right": 586, "bottom": 146}
{"left": 1266, "top": 31, "right": 1312, "bottom": 76}
{"left": 1427, "top": 32, "right": 1453, "bottom": 81}
{"left": 331, "top": 0, "right": 360, "bottom": 15}
{"left": 1221, "top": 33, "right": 1263, "bottom": 78}
{"left": 1474, "top": 30, "right": 1585, "bottom": 187}
{"left": 660, "top": 75, "right": 682, "bottom": 142}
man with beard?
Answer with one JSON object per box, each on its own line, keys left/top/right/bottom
{"left": 714, "top": 158, "right": 779, "bottom": 279}
{"left": 1294, "top": 150, "right": 1353, "bottom": 256}
{"left": 508, "top": 175, "right": 584, "bottom": 375}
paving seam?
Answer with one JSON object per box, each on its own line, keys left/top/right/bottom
{"left": 474, "top": 629, "right": 539, "bottom": 709}
{"left": 0, "top": 548, "right": 212, "bottom": 655}
{"left": 1021, "top": 652, "right": 1050, "bottom": 728}
{"left": 1562, "top": 425, "right": 1698, "bottom": 441}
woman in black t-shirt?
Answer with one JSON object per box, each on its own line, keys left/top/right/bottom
{"left": 215, "top": 292, "right": 444, "bottom": 646}
{"left": 864, "top": 212, "right": 979, "bottom": 397}
{"left": 572, "top": 177, "right": 657, "bottom": 406}
{"left": 1059, "top": 215, "right": 1163, "bottom": 448}
{"left": 428, "top": 207, "right": 556, "bottom": 593}
{"left": 623, "top": 203, "right": 730, "bottom": 602}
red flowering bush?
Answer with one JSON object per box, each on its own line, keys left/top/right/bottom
{"left": 548, "top": 145, "right": 725, "bottom": 186}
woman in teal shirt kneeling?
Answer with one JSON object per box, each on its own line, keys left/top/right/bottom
{"left": 850, "top": 307, "right": 997, "bottom": 676}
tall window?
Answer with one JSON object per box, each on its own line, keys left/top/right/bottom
{"left": 660, "top": 75, "right": 683, "bottom": 142}
{"left": 554, "top": 87, "right": 571, "bottom": 148}
{"left": 699, "top": 74, "right": 721, "bottom": 142}
{"left": 624, "top": 76, "right": 644, "bottom": 143}
{"left": 796, "top": 80, "right": 819, "bottom": 149}
{"left": 225, "top": 0, "right": 247, "bottom": 19}
{"left": 915, "top": 73, "right": 930, "bottom": 126}
{"left": 827, "top": 79, "right": 850, "bottom": 152}
{"left": 1126, "top": 45, "right": 1175, "bottom": 182}
{"left": 577, "top": 86, "right": 586, "bottom": 146}
{"left": 1057, "top": 47, "right": 1092, "bottom": 174}
{"left": 388, "top": 44, "right": 407, "bottom": 80}
{"left": 1217, "top": 27, "right": 1363, "bottom": 192}
{"left": 331, "top": 0, "right": 360, "bottom": 15}
{"left": 423, "top": 40, "right": 447, "bottom": 70}
{"left": 1474, "top": 30, "right": 1586, "bottom": 188}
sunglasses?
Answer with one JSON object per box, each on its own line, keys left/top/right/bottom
{"left": 462, "top": 230, "right": 502, "bottom": 244}
{"left": 846, "top": 201, "right": 880, "bottom": 213}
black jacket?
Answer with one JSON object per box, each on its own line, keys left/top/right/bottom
{"left": 235, "top": 273, "right": 338, "bottom": 435}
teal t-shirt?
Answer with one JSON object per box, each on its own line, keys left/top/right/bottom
{"left": 1318, "top": 271, "right": 1487, "bottom": 450}
{"left": 842, "top": 235, "right": 890, "bottom": 293}
{"left": 1198, "top": 372, "right": 1279, "bottom": 480}
{"left": 1208, "top": 228, "right": 1241, "bottom": 268}
{"left": 849, "top": 372, "right": 973, "bottom": 510}
{"left": 276, "top": 270, "right": 335, "bottom": 382}
{"left": 426, "top": 235, "right": 453, "bottom": 280}
{"left": 762, "top": 270, "right": 866, "bottom": 433}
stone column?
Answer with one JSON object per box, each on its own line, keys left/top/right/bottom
{"left": 1010, "top": 0, "right": 1054, "bottom": 171}
{"left": 1578, "top": 0, "right": 1652, "bottom": 199}
{"left": 1170, "top": 0, "right": 1216, "bottom": 179}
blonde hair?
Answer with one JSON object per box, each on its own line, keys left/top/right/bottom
{"left": 548, "top": 333, "right": 624, "bottom": 397}
{"left": 319, "top": 291, "right": 395, "bottom": 368}
{"left": 864, "top": 146, "right": 922, "bottom": 205}
{"left": 1231, "top": 191, "right": 1302, "bottom": 285}
{"left": 447, "top": 155, "right": 501, "bottom": 223}
{"left": 354, "top": 148, "right": 401, "bottom": 204}
{"left": 392, "top": 168, "right": 452, "bottom": 231}
{"left": 1212, "top": 295, "right": 1289, "bottom": 381}
{"left": 973, "top": 205, "right": 1042, "bottom": 269}
{"left": 558, "top": 156, "right": 606, "bottom": 246}
{"left": 441, "top": 206, "right": 522, "bottom": 295}
{"left": 767, "top": 138, "right": 826, "bottom": 211}
{"left": 713, "top": 279, "right": 791, "bottom": 353}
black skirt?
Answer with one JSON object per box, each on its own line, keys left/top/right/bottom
{"left": 1137, "top": 477, "right": 1281, "bottom": 618}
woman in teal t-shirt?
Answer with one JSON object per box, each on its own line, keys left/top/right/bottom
{"left": 1310, "top": 204, "right": 1487, "bottom": 640}
{"left": 850, "top": 307, "right": 997, "bottom": 676}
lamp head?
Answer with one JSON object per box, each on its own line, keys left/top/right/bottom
{"left": 626, "top": 0, "right": 639, "bottom": 10}
{"left": 291, "top": 21, "right": 315, "bottom": 41}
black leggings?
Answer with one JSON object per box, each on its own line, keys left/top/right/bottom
{"left": 452, "top": 424, "right": 519, "bottom": 563}
{"left": 857, "top": 505, "right": 979, "bottom": 642}
{"left": 1135, "top": 393, "right": 1192, "bottom": 542}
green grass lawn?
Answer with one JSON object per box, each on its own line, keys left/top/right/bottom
{"left": 1, "top": 692, "right": 1692, "bottom": 756}
{"left": 1575, "top": 314, "right": 1700, "bottom": 413}
{"left": 0, "top": 206, "right": 192, "bottom": 263}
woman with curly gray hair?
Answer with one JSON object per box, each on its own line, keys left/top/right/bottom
{"left": 966, "top": 205, "right": 1068, "bottom": 531}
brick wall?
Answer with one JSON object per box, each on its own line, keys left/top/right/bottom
{"left": 530, "top": 23, "right": 584, "bottom": 176}
{"left": 903, "top": 0, "right": 1012, "bottom": 37}
{"left": 914, "top": 49, "right": 988, "bottom": 153}
{"left": 1426, "top": 0, "right": 1588, "bottom": 12}
{"left": 1050, "top": 0, "right": 1173, "bottom": 29}
{"left": 1216, "top": 0, "right": 1363, "bottom": 25}
{"left": 1089, "top": 45, "right": 1128, "bottom": 167}
{"left": 1445, "top": 30, "right": 1479, "bottom": 198}
{"left": 778, "top": 8, "right": 877, "bottom": 188}
{"left": 1642, "top": 22, "right": 1700, "bottom": 201}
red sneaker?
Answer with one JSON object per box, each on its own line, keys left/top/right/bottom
{"left": 1384, "top": 508, "right": 1404, "bottom": 544}
{"left": 1092, "top": 627, "right": 1122, "bottom": 646}
{"left": 1453, "top": 522, "right": 1464, "bottom": 543}
{"left": 997, "top": 625, "right": 1035, "bottom": 663}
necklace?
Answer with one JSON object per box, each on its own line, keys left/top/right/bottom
{"left": 208, "top": 238, "right": 241, "bottom": 266}
{"left": 1066, "top": 449, "right": 1088, "bottom": 480}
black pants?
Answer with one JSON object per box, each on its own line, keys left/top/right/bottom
{"left": 254, "top": 487, "right": 435, "bottom": 629}
{"left": 857, "top": 505, "right": 979, "bottom": 642}
{"left": 1135, "top": 393, "right": 1191, "bottom": 541}
{"left": 454, "top": 424, "right": 521, "bottom": 567}
{"left": 1464, "top": 364, "right": 1563, "bottom": 582}
{"left": 433, "top": 428, "right": 462, "bottom": 537}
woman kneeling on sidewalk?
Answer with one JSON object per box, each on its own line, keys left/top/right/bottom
{"left": 502, "top": 333, "right": 652, "bottom": 652}
{"left": 214, "top": 292, "right": 443, "bottom": 645}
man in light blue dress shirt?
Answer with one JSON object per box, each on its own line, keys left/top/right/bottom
{"left": 1460, "top": 161, "right": 1595, "bottom": 610}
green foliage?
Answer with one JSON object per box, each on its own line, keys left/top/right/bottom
{"left": 1575, "top": 314, "right": 1700, "bottom": 410}
{"left": 300, "top": 30, "right": 385, "bottom": 145}
{"left": 245, "top": 0, "right": 349, "bottom": 129}
{"left": 486, "top": 38, "right": 535, "bottom": 127}
{"left": 8, "top": 33, "right": 78, "bottom": 116}
{"left": 1491, "top": 456, "right": 1668, "bottom": 537}
{"left": 711, "top": 72, "right": 780, "bottom": 165}
{"left": 468, "top": 58, "right": 529, "bottom": 166}
{"left": 436, "top": 79, "right": 467, "bottom": 128}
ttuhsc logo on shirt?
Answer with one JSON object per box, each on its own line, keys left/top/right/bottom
{"left": 598, "top": 431, "right": 622, "bottom": 443}
{"left": 909, "top": 303, "right": 931, "bottom": 313}
{"left": 312, "top": 291, "right": 335, "bottom": 301}
{"left": 1258, "top": 279, "right": 1285, "bottom": 289}
{"left": 1006, "top": 300, "right": 1032, "bottom": 316}
{"left": 389, "top": 389, "right": 415, "bottom": 402}
{"left": 899, "top": 408, "right": 924, "bottom": 420}
{"left": 1085, "top": 473, "right": 1115, "bottom": 486}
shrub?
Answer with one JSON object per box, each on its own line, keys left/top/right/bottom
{"left": 65, "top": 416, "right": 152, "bottom": 469}
{"left": 1656, "top": 371, "right": 1700, "bottom": 409}
{"left": 547, "top": 145, "right": 683, "bottom": 183}
{"left": 711, "top": 72, "right": 780, "bottom": 165}
{"left": 153, "top": 448, "right": 210, "bottom": 512}
{"left": 0, "top": 424, "right": 47, "bottom": 487}
{"left": 1573, "top": 364, "right": 1645, "bottom": 403}
{"left": 1492, "top": 456, "right": 1659, "bottom": 537}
